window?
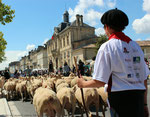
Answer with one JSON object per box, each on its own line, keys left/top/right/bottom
{"left": 63, "top": 38, "right": 65, "bottom": 47}
{"left": 67, "top": 36, "right": 69, "bottom": 45}
{"left": 55, "top": 42, "right": 57, "bottom": 49}
{"left": 67, "top": 51, "right": 70, "bottom": 58}
{"left": 60, "top": 40, "right": 62, "bottom": 48}
{"left": 64, "top": 52, "right": 66, "bottom": 59}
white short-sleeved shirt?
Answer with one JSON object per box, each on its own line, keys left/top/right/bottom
{"left": 93, "top": 38, "right": 148, "bottom": 92}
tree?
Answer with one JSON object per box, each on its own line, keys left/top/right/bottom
{"left": 0, "top": 0, "right": 15, "bottom": 25}
{"left": 0, "top": 32, "right": 7, "bottom": 63}
{"left": 95, "top": 34, "right": 108, "bottom": 53}
{"left": 0, "top": 0, "right": 15, "bottom": 63}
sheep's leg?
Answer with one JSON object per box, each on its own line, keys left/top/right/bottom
{"left": 95, "top": 102, "right": 99, "bottom": 117}
{"left": 99, "top": 96, "right": 105, "bottom": 117}
{"left": 20, "top": 92, "right": 24, "bottom": 102}
{"left": 71, "top": 103, "right": 76, "bottom": 117}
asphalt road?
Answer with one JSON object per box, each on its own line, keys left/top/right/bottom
{"left": 8, "top": 79, "right": 150, "bottom": 117}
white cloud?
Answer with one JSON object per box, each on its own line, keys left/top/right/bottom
{"left": 85, "top": 9, "right": 102, "bottom": 26}
{"left": 145, "top": 37, "right": 150, "bottom": 40}
{"left": 95, "top": 27, "right": 105, "bottom": 36}
{"left": 26, "top": 44, "right": 35, "bottom": 51}
{"left": 107, "top": 0, "right": 116, "bottom": 8}
{"left": 132, "top": 14, "right": 150, "bottom": 34}
{"left": 0, "top": 51, "right": 27, "bottom": 70}
{"left": 69, "top": 0, "right": 116, "bottom": 27}
{"left": 143, "top": 0, "right": 150, "bottom": 13}
{"left": 132, "top": 0, "right": 150, "bottom": 34}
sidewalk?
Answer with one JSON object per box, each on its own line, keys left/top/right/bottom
{"left": 0, "top": 98, "right": 12, "bottom": 117}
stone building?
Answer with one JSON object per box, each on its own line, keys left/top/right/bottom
{"left": 136, "top": 41, "right": 150, "bottom": 65}
{"left": 46, "top": 11, "right": 97, "bottom": 70}
{"left": 9, "top": 61, "right": 20, "bottom": 74}
{"left": 36, "top": 45, "right": 48, "bottom": 69}
{"left": 19, "top": 45, "right": 48, "bottom": 72}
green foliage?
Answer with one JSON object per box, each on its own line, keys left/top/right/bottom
{"left": 0, "top": 0, "right": 15, "bottom": 25}
{"left": 95, "top": 34, "right": 108, "bottom": 53}
{"left": 0, "top": 0, "right": 15, "bottom": 63}
{"left": 0, "top": 32, "right": 7, "bottom": 62}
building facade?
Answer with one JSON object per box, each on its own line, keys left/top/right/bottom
{"left": 46, "top": 11, "right": 97, "bottom": 70}
{"left": 9, "top": 61, "right": 20, "bottom": 74}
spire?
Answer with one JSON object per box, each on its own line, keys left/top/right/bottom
{"left": 63, "top": 10, "right": 69, "bottom": 23}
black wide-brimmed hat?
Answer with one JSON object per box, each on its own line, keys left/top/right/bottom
{"left": 101, "top": 8, "right": 129, "bottom": 28}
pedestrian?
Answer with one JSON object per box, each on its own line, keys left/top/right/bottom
{"left": 72, "top": 64, "right": 76, "bottom": 74}
{"left": 14, "top": 70, "right": 20, "bottom": 78}
{"left": 49, "top": 60, "right": 54, "bottom": 74}
{"left": 63, "top": 62, "right": 71, "bottom": 76}
{"left": 78, "top": 59, "right": 85, "bottom": 75}
{"left": 4, "top": 70, "right": 10, "bottom": 80}
{"left": 77, "top": 8, "right": 149, "bottom": 117}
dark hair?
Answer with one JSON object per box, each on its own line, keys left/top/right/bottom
{"left": 101, "top": 8, "right": 129, "bottom": 31}
{"left": 92, "top": 56, "right": 96, "bottom": 61}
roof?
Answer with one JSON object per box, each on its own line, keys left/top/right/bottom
{"left": 70, "top": 20, "right": 94, "bottom": 28}
{"left": 82, "top": 44, "right": 96, "bottom": 49}
{"left": 136, "top": 41, "right": 150, "bottom": 46}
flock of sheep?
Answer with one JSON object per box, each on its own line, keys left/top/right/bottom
{"left": 0, "top": 73, "right": 108, "bottom": 117}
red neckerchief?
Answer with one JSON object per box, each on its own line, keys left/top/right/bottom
{"left": 108, "top": 32, "right": 131, "bottom": 43}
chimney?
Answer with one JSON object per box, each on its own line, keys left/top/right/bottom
{"left": 76, "top": 14, "right": 80, "bottom": 26}
{"left": 80, "top": 15, "right": 83, "bottom": 26}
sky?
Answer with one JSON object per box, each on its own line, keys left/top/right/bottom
{"left": 0, "top": 0, "right": 150, "bottom": 70}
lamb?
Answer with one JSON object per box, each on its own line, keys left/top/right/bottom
{"left": 57, "top": 87, "right": 76, "bottom": 117}
{"left": 33, "top": 87, "right": 62, "bottom": 117}
{"left": 75, "top": 88, "right": 99, "bottom": 117}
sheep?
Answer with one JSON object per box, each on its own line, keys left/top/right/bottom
{"left": 16, "top": 80, "right": 27, "bottom": 101}
{"left": 71, "top": 77, "right": 78, "bottom": 87}
{"left": 63, "top": 77, "right": 74, "bottom": 87}
{"left": 0, "top": 77, "right": 5, "bottom": 97}
{"left": 57, "top": 87, "right": 76, "bottom": 117}
{"left": 55, "top": 79, "right": 65, "bottom": 87}
{"left": 56, "top": 83, "right": 69, "bottom": 92}
{"left": 33, "top": 87, "right": 62, "bottom": 117}
{"left": 75, "top": 88, "right": 99, "bottom": 117}
{"left": 4, "top": 79, "right": 17, "bottom": 100}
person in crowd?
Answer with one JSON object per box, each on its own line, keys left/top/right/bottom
{"left": 77, "top": 8, "right": 149, "bottom": 117}
{"left": 4, "top": 70, "right": 10, "bottom": 80}
{"left": 78, "top": 59, "right": 85, "bottom": 75}
{"left": 58, "top": 66, "right": 63, "bottom": 75}
{"left": 14, "top": 70, "right": 20, "bottom": 78}
{"left": 63, "top": 62, "right": 71, "bottom": 76}
{"left": 72, "top": 65, "right": 76, "bottom": 74}
{"left": 49, "top": 60, "right": 54, "bottom": 74}
{"left": 84, "top": 62, "right": 90, "bottom": 76}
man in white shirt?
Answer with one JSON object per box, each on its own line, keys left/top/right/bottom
{"left": 77, "top": 8, "right": 149, "bottom": 117}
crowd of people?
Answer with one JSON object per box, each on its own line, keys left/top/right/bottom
{"left": 49, "top": 57, "right": 96, "bottom": 77}
{"left": 0, "top": 57, "right": 96, "bottom": 80}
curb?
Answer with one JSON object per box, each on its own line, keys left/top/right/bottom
{"left": 0, "top": 98, "right": 12, "bottom": 116}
